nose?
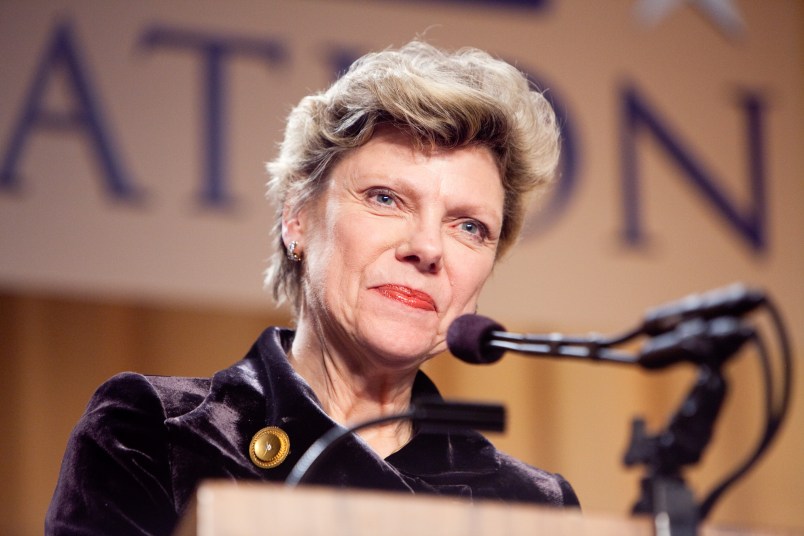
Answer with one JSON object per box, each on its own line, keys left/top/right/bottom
{"left": 396, "top": 218, "right": 443, "bottom": 274}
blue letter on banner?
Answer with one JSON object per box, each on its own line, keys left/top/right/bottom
{"left": 140, "top": 26, "right": 287, "bottom": 207}
{"left": 0, "top": 21, "right": 139, "bottom": 200}
{"left": 620, "top": 83, "right": 767, "bottom": 252}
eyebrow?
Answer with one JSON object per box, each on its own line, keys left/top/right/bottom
{"left": 350, "top": 167, "right": 503, "bottom": 226}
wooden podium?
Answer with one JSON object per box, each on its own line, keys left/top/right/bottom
{"left": 174, "top": 481, "right": 791, "bottom": 536}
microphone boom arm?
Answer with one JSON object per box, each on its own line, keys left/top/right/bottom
{"left": 488, "top": 337, "right": 639, "bottom": 365}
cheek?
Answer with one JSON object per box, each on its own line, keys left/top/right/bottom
{"left": 449, "top": 253, "right": 496, "bottom": 309}
{"left": 332, "top": 211, "right": 402, "bottom": 273}
{"left": 300, "top": 225, "right": 339, "bottom": 304}
{"left": 314, "top": 218, "right": 370, "bottom": 304}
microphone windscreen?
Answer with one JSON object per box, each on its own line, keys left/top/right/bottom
{"left": 641, "top": 284, "right": 765, "bottom": 336}
{"left": 447, "top": 314, "right": 506, "bottom": 365}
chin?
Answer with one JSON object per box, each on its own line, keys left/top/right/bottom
{"left": 358, "top": 318, "right": 443, "bottom": 367}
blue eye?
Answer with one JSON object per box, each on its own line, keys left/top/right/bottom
{"left": 370, "top": 189, "right": 396, "bottom": 206}
{"left": 460, "top": 221, "right": 487, "bottom": 239}
{"left": 376, "top": 193, "right": 394, "bottom": 205}
{"left": 461, "top": 221, "right": 478, "bottom": 234}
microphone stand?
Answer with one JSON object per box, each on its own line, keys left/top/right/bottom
{"left": 624, "top": 366, "right": 726, "bottom": 536}
{"left": 623, "top": 319, "right": 746, "bottom": 536}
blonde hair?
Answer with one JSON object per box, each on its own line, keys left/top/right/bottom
{"left": 266, "top": 41, "right": 560, "bottom": 312}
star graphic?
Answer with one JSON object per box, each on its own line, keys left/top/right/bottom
{"left": 634, "top": 0, "right": 746, "bottom": 39}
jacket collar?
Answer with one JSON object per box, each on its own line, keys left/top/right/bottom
{"left": 164, "top": 327, "right": 499, "bottom": 508}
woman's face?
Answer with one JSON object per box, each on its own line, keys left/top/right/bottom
{"left": 286, "top": 128, "right": 504, "bottom": 372}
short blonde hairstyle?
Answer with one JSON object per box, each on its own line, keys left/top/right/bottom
{"left": 266, "top": 41, "right": 560, "bottom": 312}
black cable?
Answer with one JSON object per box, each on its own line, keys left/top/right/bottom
{"left": 698, "top": 331, "right": 773, "bottom": 519}
{"left": 698, "top": 297, "right": 793, "bottom": 519}
{"left": 285, "top": 412, "right": 414, "bottom": 488}
{"left": 285, "top": 399, "right": 506, "bottom": 487}
{"left": 764, "top": 296, "right": 794, "bottom": 430}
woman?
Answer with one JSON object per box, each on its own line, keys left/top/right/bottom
{"left": 46, "top": 41, "right": 579, "bottom": 535}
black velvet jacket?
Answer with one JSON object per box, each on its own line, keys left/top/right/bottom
{"left": 46, "top": 327, "right": 579, "bottom": 535}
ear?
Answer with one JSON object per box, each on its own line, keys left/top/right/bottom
{"left": 281, "top": 202, "right": 307, "bottom": 248}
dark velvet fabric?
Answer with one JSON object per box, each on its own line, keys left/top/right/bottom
{"left": 46, "top": 327, "right": 579, "bottom": 535}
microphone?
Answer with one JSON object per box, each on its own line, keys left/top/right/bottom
{"left": 446, "top": 314, "right": 506, "bottom": 364}
{"left": 447, "top": 284, "right": 766, "bottom": 368}
{"left": 447, "top": 314, "right": 636, "bottom": 366}
{"left": 638, "top": 317, "right": 755, "bottom": 370}
{"left": 641, "top": 284, "right": 765, "bottom": 336}
{"left": 446, "top": 313, "right": 754, "bottom": 371}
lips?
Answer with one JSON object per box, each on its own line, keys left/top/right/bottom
{"left": 375, "top": 284, "right": 436, "bottom": 312}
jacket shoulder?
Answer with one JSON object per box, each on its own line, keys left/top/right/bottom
{"left": 141, "top": 374, "right": 211, "bottom": 418}
{"left": 493, "top": 450, "right": 581, "bottom": 508}
{"left": 47, "top": 373, "right": 183, "bottom": 535}
{"left": 84, "top": 372, "right": 211, "bottom": 419}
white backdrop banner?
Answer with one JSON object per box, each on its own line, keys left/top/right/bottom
{"left": 1, "top": 0, "right": 801, "bottom": 336}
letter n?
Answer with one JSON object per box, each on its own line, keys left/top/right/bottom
{"left": 0, "top": 21, "right": 139, "bottom": 200}
{"left": 620, "top": 83, "right": 767, "bottom": 252}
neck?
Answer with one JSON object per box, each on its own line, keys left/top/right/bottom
{"left": 288, "top": 315, "right": 419, "bottom": 458}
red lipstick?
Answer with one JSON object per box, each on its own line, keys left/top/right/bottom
{"left": 375, "top": 285, "right": 436, "bottom": 311}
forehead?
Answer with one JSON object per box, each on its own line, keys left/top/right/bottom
{"left": 332, "top": 129, "right": 504, "bottom": 201}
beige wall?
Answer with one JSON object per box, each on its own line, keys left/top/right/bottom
{"left": 1, "top": 1, "right": 802, "bottom": 534}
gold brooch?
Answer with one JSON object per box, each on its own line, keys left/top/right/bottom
{"left": 249, "top": 426, "right": 290, "bottom": 469}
